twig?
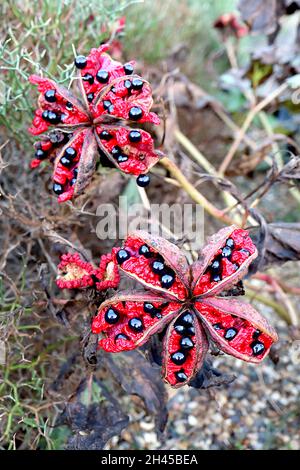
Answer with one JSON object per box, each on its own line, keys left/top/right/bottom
{"left": 159, "top": 157, "right": 235, "bottom": 225}
{"left": 218, "top": 83, "right": 289, "bottom": 176}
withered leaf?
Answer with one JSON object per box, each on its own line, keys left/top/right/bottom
{"left": 59, "top": 376, "right": 129, "bottom": 450}
{"left": 189, "top": 357, "right": 236, "bottom": 389}
{"left": 238, "top": 0, "right": 278, "bottom": 34}
{"left": 104, "top": 349, "right": 168, "bottom": 434}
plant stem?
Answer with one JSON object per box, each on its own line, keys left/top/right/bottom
{"left": 160, "top": 156, "right": 235, "bottom": 225}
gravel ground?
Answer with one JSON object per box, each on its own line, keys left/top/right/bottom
{"left": 109, "top": 312, "right": 300, "bottom": 450}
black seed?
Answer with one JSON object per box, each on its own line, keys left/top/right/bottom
{"left": 73, "top": 168, "right": 78, "bottom": 177}
{"left": 60, "top": 156, "right": 73, "bottom": 168}
{"left": 70, "top": 178, "right": 77, "bottom": 186}
{"left": 224, "top": 328, "right": 237, "bottom": 341}
{"left": 129, "top": 130, "right": 142, "bottom": 143}
{"left": 152, "top": 260, "right": 165, "bottom": 274}
{"left": 44, "top": 89, "right": 56, "bottom": 102}
{"left": 123, "top": 63, "right": 134, "bottom": 75}
{"left": 124, "top": 79, "right": 132, "bottom": 90}
{"left": 222, "top": 246, "right": 232, "bottom": 258}
{"left": 111, "top": 86, "right": 116, "bottom": 93}
{"left": 161, "top": 272, "right": 175, "bottom": 289}
{"left": 128, "top": 318, "right": 144, "bottom": 333}
{"left": 174, "top": 323, "right": 186, "bottom": 335}
{"left": 117, "top": 154, "right": 128, "bottom": 163}
{"left": 74, "top": 55, "right": 87, "bottom": 69}
{"left": 181, "top": 312, "right": 194, "bottom": 326}
{"left": 144, "top": 302, "right": 155, "bottom": 313}
{"left": 132, "top": 78, "right": 143, "bottom": 90}
{"left": 111, "top": 145, "right": 122, "bottom": 157}
{"left": 96, "top": 69, "right": 109, "bottom": 83}
{"left": 82, "top": 73, "right": 94, "bottom": 84}
{"left": 108, "top": 105, "right": 114, "bottom": 113}
{"left": 180, "top": 337, "right": 194, "bottom": 350}
{"left": 42, "top": 110, "right": 49, "bottom": 120}
{"left": 211, "top": 259, "right": 221, "bottom": 270}
{"left": 233, "top": 263, "right": 239, "bottom": 271}
{"left": 66, "top": 101, "right": 73, "bottom": 111}
{"left": 129, "top": 106, "right": 143, "bottom": 121}
{"left": 139, "top": 244, "right": 152, "bottom": 258}
{"left": 115, "top": 333, "right": 129, "bottom": 341}
{"left": 211, "top": 273, "right": 222, "bottom": 282}
{"left": 87, "top": 93, "right": 94, "bottom": 102}
{"left": 213, "top": 323, "right": 223, "bottom": 330}
{"left": 35, "top": 149, "right": 47, "bottom": 160}
{"left": 53, "top": 183, "right": 63, "bottom": 195}
{"left": 47, "top": 111, "right": 61, "bottom": 124}
{"left": 175, "top": 370, "right": 188, "bottom": 383}
{"left": 136, "top": 174, "right": 150, "bottom": 187}
{"left": 103, "top": 100, "right": 112, "bottom": 110}
{"left": 64, "top": 147, "right": 77, "bottom": 159}
{"left": 171, "top": 351, "right": 186, "bottom": 365}
{"left": 226, "top": 238, "right": 235, "bottom": 249}
{"left": 186, "top": 325, "right": 195, "bottom": 336}
{"left": 116, "top": 249, "right": 130, "bottom": 264}
{"left": 99, "top": 130, "right": 113, "bottom": 141}
{"left": 105, "top": 307, "right": 120, "bottom": 324}
{"left": 240, "top": 248, "right": 250, "bottom": 255}
{"left": 253, "top": 329, "right": 261, "bottom": 339}
{"left": 251, "top": 341, "right": 265, "bottom": 356}
{"left": 128, "top": 317, "right": 143, "bottom": 332}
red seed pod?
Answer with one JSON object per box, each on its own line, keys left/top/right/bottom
{"left": 56, "top": 253, "right": 98, "bottom": 289}
{"left": 95, "top": 250, "right": 120, "bottom": 291}
{"left": 28, "top": 44, "right": 161, "bottom": 202}
{"left": 92, "top": 227, "right": 278, "bottom": 388}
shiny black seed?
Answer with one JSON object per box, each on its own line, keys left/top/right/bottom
{"left": 161, "top": 272, "right": 175, "bottom": 289}
{"left": 180, "top": 337, "right": 194, "bottom": 350}
{"left": 66, "top": 101, "right": 73, "bottom": 111}
{"left": 117, "top": 154, "right": 128, "bottom": 163}
{"left": 99, "top": 130, "right": 113, "bottom": 141}
{"left": 42, "top": 110, "right": 49, "bottom": 120}
{"left": 175, "top": 370, "right": 188, "bottom": 383}
{"left": 171, "top": 351, "right": 186, "bottom": 365}
{"left": 222, "top": 246, "right": 232, "bottom": 258}
{"left": 251, "top": 341, "right": 265, "bottom": 356}
{"left": 174, "top": 323, "right": 186, "bottom": 335}
{"left": 111, "top": 86, "right": 116, "bottom": 93}
{"left": 240, "top": 248, "right": 250, "bottom": 255}
{"left": 87, "top": 93, "right": 94, "bottom": 102}
{"left": 96, "top": 69, "right": 109, "bottom": 83}
{"left": 115, "top": 333, "right": 129, "bottom": 341}
{"left": 74, "top": 55, "right": 87, "bottom": 69}
{"left": 233, "top": 263, "right": 239, "bottom": 271}
{"left": 35, "top": 149, "right": 47, "bottom": 160}
{"left": 108, "top": 105, "right": 114, "bottom": 113}
{"left": 211, "top": 273, "right": 221, "bottom": 282}
{"left": 53, "top": 183, "right": 63, "bottom": 195}
{"left": 111, "top": 145, "right": 122, "bottom": 157}
{"left": 47, "top": 111, "right": 61, "bottom": 124}
{"left": 136, "top": 174, "right": 150, "bottom": 187}
{"left": 123, "top": 63, "right": 134, "bottom": 75}
{"left": 213, "top": 323, "right": 223, "bottom": 330}
{"left": 129, "top": 106, "right": 143, "bottom": 121}
{"left": 64, "top": 147, "right": 77, "bottom": 159}
{"left": 144, "top": 302, "right": 155, "bottom": 313}
{"left": 226, "top": 238, "right": 235, "bottom": 249}
{"left": 124, "top": 79, "right": 132, "bottom": 90}
{"left": 181, "top": 312, "right": 194, "bottom": 326}
{"left": 152, "top": 260, "right": 165, "bottom": 274}
{"left": 253, "top": 329, "right": 261, "bottom": 339}
{"left": 224, "top": 328, "right": 237, "bottom": 341}
{"left": 105, "top": 307, "right": 120, "bottom": 324}
{"left": 128, "top": 317, "right": 143, "bottom": 332}
{"left": 82, "top": 73, "right": 94, "bottom": 84}
{"left": 103, "top": 100, "right": 112, "bottom": 110}
{"left": 70, "top": 178, "right": 77, "bottom": 186}
{"left": 73, "top": 168, "right": 78, "bottom": 176}
{"left": 60, "top": 156, "right": 73, "bottom": 168}
{"left": 44, "top": 89, "right": 56, "bottom": 102}
{"left": 129, "top": 130, "right": 142, "bottom": 143}
{"left": 132, "top": 78, "right": 143, "bottom": 90}
{"left": 116, "top": 249, "right": 130, "bottom": 264}
{"left": 186, "top": 325, "right": 195, "bottom": 336}
{"left": 139, "top": 244, "right": 152, "bottom": 258}
{"left": 211, "top": 258, "right": 221, "bottom": 270}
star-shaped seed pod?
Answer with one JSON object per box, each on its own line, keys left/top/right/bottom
{"left": 92, "top": 226, "right": 278, "bottom": 388}
{"left": 29, "top": 44, "right": 162, "bottom": 202}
